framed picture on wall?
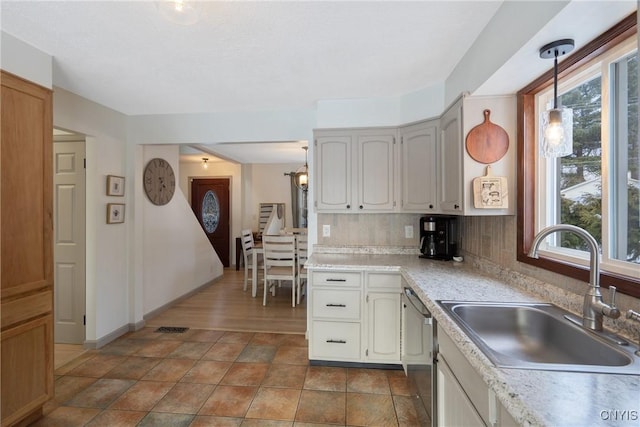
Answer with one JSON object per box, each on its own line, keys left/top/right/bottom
{"left": 107, "top": 203, "right": 125, "bottom": 224}
{"left": 107, "top": 175, "right": 125, "bottom": 196}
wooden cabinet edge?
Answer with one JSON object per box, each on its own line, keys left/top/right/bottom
{"left": 1, "top": 290, "right": 53, "bottom": 330}
{"left": 1, "top": 315, "right": 54, "bottom": 427}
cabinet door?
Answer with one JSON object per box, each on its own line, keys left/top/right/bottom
{"left": 366, "top": 292, "right": 401, "bottom": 362}
{"left": 356, "top": 133, "right": 395, "bottom": 211}
{"left": 315, "top": 134, "right": 353, "bottom": 211}
{"left": 401, "top": 298, "right": 431, "bottom": 372}
{"left": 437, "top": 356, "right": 486, "bottom": 427}
{"left": 439, "top": 98, "right": 463, "bottom": 214}
{"left": 1, "top": 71, "right": 54, "bottom": 426}
{"left": 400, "top": 121, "right": 439, "bottom": 212}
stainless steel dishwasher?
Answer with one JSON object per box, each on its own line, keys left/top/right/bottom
{"left": 402, "top": 287, "right": 435, "bottom": 426}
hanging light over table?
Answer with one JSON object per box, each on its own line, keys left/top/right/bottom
{"left": 296, "top": 146, "right": 309, "bottom": 191}
{"left": 539, "top": 39, "right": 575, "bottom": 158}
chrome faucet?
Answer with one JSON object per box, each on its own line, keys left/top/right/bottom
{"left": 528, "top": 224, "right": 620, "bottom": 331}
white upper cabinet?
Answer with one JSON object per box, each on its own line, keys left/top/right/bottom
{"left": 314, "top": 128, "right": 396, "bottom": 213}
{"left": 315, "top": 134, "right": 353, "bottom": 211}
{"left": 356, "top": 132, "right": 395, "bottom": 211}
{"left": 439, "top": 97, "right": 464, "bottom": 214}
{"left": 313, "top": 94, "right": 516, "bottom": 216}
{"left": 399, "top": 119, "right": 439, "bottom": 212}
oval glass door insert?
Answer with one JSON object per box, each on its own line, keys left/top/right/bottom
{"left": 201, "top": 190, "right": 220, "bottom": 233}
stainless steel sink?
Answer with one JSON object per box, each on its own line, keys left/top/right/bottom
{"left": 438, "top": 301, "right": 640, "bottom": 374}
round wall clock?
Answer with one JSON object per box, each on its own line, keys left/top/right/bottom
{"left": 143, "top": 158, "right": 176, "bottom": 206}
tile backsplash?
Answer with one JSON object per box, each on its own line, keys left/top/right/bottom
{"left": 316, "top": 213, "right": 423, "bottom": 247}
{"left": 317, "top": 213, "right": 639, "bottom": 324}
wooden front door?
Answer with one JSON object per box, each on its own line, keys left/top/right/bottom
{"left": 191, "top": 178, "right": 230, "bottom": 267}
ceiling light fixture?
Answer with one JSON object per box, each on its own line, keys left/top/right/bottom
{"left": 539, "top": 38, "right": 575, "bottom": 158}
{"left": 202, "top": 157, "right": 209, "bottom": 169}
{"left": 156, "top": 0, "right": 200, "bottom": 25}
{"left": 296, "top": 146, "right": 309, "bottom": 191}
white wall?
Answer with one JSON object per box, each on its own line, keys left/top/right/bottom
{"left": 249, "top": 163, "right": 300, "bottom": 230}
{"left": 143, "top": 145, "right": 223, "bottom": 314}
{"left": 129, "top": 108, "right": 318, "bottom": 255}
{"left": 315, "top": 83, "right": 444, "bottom": 128}
{"left": 128, "top": 109, "right": 316, "bottom": 144}
{"left": 461, "top": 95, "right": 517, "bottom": 215}
{"left": 54, "top": 88, "right": 129, "bottom": 343}
{"left": 1, "top": 31, "right": 52, "bottom": 88}
{"left": 445, "top": 1, "right": 570, "bottom": 104}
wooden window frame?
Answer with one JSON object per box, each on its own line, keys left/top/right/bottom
{"left": 516, "top": 12, "right": 639, "bottom": 298}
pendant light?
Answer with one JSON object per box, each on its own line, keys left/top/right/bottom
{"left": 296, "top": 146, "right": 309, "bottom": 191}
{"left": 539, "top": 39, "right": 575, "bottom": 158}
{"left": 202, "top": 157, "right": 209, "bottom": 169}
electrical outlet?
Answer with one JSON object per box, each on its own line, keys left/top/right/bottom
{"left": 323, "top": 224, "right": 331, "bottom": 237}
{"left": 405, "top": 225, "right": 414, "bottom": 239}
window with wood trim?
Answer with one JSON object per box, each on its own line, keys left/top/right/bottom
{"left": 517, "top": 13, "right": 639, "bottom": 298}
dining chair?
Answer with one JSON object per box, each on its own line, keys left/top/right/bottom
{"left": 282, "top": 227, "right": 307, "bottom": 235}
{"left": 241, "top": 229, "right": 262, "bottom": 293}
{"left": 296, "top": 234, "right": 308, "bottom": 305}
{"left": 262, "top": 234, "right": 297, "bottom": 307}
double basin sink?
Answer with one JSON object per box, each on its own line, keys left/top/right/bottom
{"left": 438, "top": 301, "right": 640, "bottom": 375}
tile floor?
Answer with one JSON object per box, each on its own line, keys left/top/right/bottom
{"left": 37, "top": 328, "right": 419, "bottom": 426}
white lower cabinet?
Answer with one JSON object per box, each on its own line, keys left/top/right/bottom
{"left": 311, "top": 320, "right": 361, "bottom": 361}
{"left": 437, "top": 356, "right": 485, "bottom": 426}
{"left": 437, "top": 324, "right": 518, "bottom": 427}
{"left": 309, "top": 269, "right": 401, "bottom": 365}
{"left": 366, "top": 292, "right": 401, "bottom": 362}
{"left": 312, "top": 289, "right": 361, "bottom": 320}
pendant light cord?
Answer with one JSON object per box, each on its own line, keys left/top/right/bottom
{"left": 553, "top": 50, "right": 559, "bottom": 109}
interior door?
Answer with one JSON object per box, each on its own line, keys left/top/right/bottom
{"left": 191, "top": 178, "right": 230, "bottom": 267}
{"left": 53, "top": 139, "right": 86, "bottom": 344}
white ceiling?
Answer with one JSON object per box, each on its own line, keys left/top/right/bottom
{"left": 2, "top": 1, "right": 636, "bottom": 164}
{"left": 1, "top": 0, "right": 502, "bottom": 116}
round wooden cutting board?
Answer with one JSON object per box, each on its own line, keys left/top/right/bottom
{"left": 465, "top": 109, "right": 509, "bottom": 164}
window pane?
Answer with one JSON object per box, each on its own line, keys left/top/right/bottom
{"left": 557, "top": 76, "right": 603, "bottom": 251}
{"left": 612, "top": 53, "right": 639, "bottom": 263}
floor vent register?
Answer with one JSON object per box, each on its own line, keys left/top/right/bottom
{"left": 155, "top": 326, "right": 189, "bottom": 334}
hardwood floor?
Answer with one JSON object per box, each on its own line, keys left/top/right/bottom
{"left": 145, "top": 269, "right": 307, "bottom": 334}
{"left": 54, "top": 344, "right": 88, "bottom": 369}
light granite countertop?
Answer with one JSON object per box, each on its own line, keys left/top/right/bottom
{"left": 306, "top": 251, "right": 640, "bottom": 427}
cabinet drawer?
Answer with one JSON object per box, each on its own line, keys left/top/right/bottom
{"left": 311, "top": 321, "right": 361, "bottom": 361}
{"left": 366, "top": 272, "right": 401, "bottom": 290}
{"left": 312, "top": 289, "right": 361, "bottom": 320}
{"left": 312, "top": 271, "right": 361, "bottom": 287}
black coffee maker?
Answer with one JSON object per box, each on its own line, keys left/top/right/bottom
{"left": 419, "top": 215, "right": 458, "bottom": 260}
